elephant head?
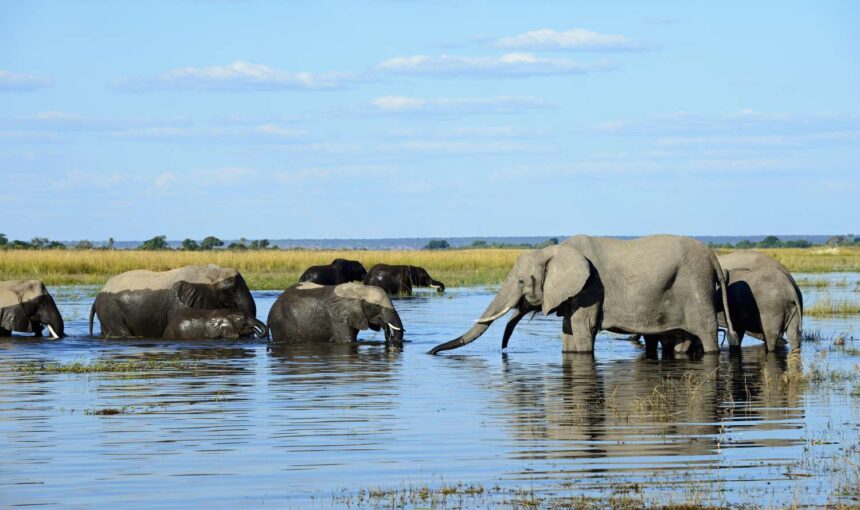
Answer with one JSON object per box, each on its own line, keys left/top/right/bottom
{"left": 0, "top": 280, "right": 65, "bottom": 338}
{"left": 429, "top": 245, "right": 590, "bottom": 354}
{"left": 333, "top": 282, "right": 404, "bottom": 344}
{"left": 223, "top": 311, "right": 269, "bottom": 339}
{"left": 175, "top": 269, "right": 256, "bottom": 317}
{"left": 408, "top": 266, "right": 445, "bottom": 293}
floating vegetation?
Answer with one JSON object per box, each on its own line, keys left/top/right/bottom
{"left": 796, "top": 277, "right": 850, "bottom": 288}
{"left": 12, "top": 358, "right": 195, "bottom": 374}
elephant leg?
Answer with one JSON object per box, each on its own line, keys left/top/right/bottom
{"left": 0, "top": 327, "right": 10, "bottom": 337}
{"left": 760, "top": 315, "right": 783, "bottom": 352}
{"left": 644, "top": 335, "right": 660, "bottom": 357}
{"left": 689, "top": 323, "right": 719, "bottom": 354}
{"left": 561, "top": 311, "right": 596, "bottom": 353}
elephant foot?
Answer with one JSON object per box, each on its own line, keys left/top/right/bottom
{"left": 673, "top": 339, "right": 692, "bottom": 353}
{"left": 562, "top": 334, "right": 594, "bottom": 353}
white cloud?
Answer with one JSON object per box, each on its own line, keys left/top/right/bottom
{"left": 0, "top": 70, "right": 53, "bottom": 92}
{"left": 495, "top": 29, "right": 641, "bottom": 51}
{"left": 376, "top": 53, "right": 608, "bottom": 77}
{"left": 370, "top": 95, "right": 550, "bottom": 115}
{"left": 114, "top": 61, "right": 355, "bottom": 92}
{"left": 212, "top": 167, "right": 258, "bottom": 184}
{"left": 154, "top": 172, "right": 176, "bottom": 188}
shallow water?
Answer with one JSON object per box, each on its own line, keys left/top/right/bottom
{"left": 1, "top": 275, "right": 859, "bottom": 508}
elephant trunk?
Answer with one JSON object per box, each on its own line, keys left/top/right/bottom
{"left": 429, "top": 277, "right": 520, "bottom": 354}
{"left": 382, "top": 309, "right": 404, "bottom": 344}
{"left": 430, "top": 279, "right": 446, "bottom": 293}
{"left": 40, "top": 296, "right": 65, "bottom": 338}
{"left": 250, "top": 317, "right": 269, "bottom": 339}
{"left": 710, "top": 253, "right": 738, "bottom": 348}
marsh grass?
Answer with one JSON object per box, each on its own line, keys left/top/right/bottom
{"left": 796, "top": 277, "right": 850, "bottom": 288}
{"left": 2, "top": 246, "right": 859, "bottom": 289}
{"left": 807, "top": 296, "right": 860, "bottom": 317}
{"left": 0, "top": 249, "right": 521, "bottom": 290}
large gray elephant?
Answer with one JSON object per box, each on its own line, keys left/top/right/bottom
{"left": 718, "top": 250, "right": 803, "bottom": 351}
{"left": 363, "top": 264, "right": 445, "bottom": 296}
{"left": 0, "top": 280, "right": 64, "bottom": 338}
{"left": 430, "top": 235, "right": 736, "bottom": 355}
{"left": 162, "top": 308, "right": 268, "bottom": 340}
{"left": 90, "top": 265, "right": 256, "bottom": 338}
{"left": 268, "top": 282, "right": 404, "bottom": 344}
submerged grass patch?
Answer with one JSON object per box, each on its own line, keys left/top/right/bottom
{"left": 12, "top": 358, "right": 195, "bottom": 374}
{"left": 807, "top": 297, "right": 860, "bottom": 317}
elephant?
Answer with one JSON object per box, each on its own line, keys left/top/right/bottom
{"left": 162, "top": 308, "right": 268, "bottom": 340}
{"left": 268, "top": 282, "right": 404, "bottom": 344}
{"left": 629, "top": 251, "right": 804, "bottom": 354}
{"left": 298, "top": 258, "right": 367, "bottom": 286}
{"left": 363, "top": 264, "right": 445, "bottom": 296}
{"left": 0, "top": 280, "right": 64, "bottom": 338}
{"left": 430, "top": 234, "right": 737, "bottom": 355}
{"left": 718, "top": 250, "right": 803, "bottom": 351}
{"left": 90, "top": 264, "right": 256, "bottom": 339}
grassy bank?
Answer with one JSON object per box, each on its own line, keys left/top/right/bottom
{"left": 0, "top": 249, "right": 520, "bottom": 290}
{"left": 2, "top": 246, "right": 859, "bottom": 290}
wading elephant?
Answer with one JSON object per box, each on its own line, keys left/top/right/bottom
{"left": 90, "top": 265, "right": 256, "bottom": 338}
{"left": 364, "top": 264, "right": 445, "bottom": 296}
{"left": 0, "top": 280, "right": 64, "bottom": 338}
{"left": 268, "top": 282, "right": 404, "bottom": 344}
{"left": 162, "top": 308, "right": 268, "bottom": 340}
{"left": 298, "top": 259, "right": 367, "bottom": 285}
{"left": 430, "top": 235, "right": 736, "bottom": 355}
{"left": 719, "top": 251, "right": 803, "bottom": 351}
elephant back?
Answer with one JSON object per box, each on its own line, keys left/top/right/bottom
{"left": 0, "top": 280, "right": 48, "bottom": 307}
{"left": 101, "top": 265, "right": 240, "bottom": 293}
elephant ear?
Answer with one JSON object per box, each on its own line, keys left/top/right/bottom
{"left": 176, "top": 281, "right": 221, "bottom": 309}
{"left": 334, "top": 297, "right": 369, "bottom": 331}
{"left": 542, "top": 246, "right": 591, "bottom": 316}
{"left": 0, "top": 304, "right": 32, "bottom": 333}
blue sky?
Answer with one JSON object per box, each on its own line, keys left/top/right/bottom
{"left": 1, "top": 1, "right": 858, "bottom": 240}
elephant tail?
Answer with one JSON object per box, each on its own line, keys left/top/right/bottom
{"left": 710, "top": 251, "right": 738, "bottom": 346}
{"left": 88, "top": 301, "right": 96, "bottom": 337}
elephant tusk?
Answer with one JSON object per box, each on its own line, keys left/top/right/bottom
{"left": 475, "top": 305, "right": 514, "bottom": 324}
{"left": 47, "top": 324, "right": 60, "bottom": 339}
{"left": 387, "top": 323, "right": 401, "bottom": 331}
{"left": 429, "top": 284, "right": 441, "bottom": 289}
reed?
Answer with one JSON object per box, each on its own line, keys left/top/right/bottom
{"left": 806, "top": 297, "right": 860, "bottom": 317}
{"left": 0, "top": 249, "right": 521, "bottom": 290}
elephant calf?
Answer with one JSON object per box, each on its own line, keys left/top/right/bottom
{"left": 0, "top": 280, "right": 65, "bottom": 338}
{"left": 162, "top": 308, "right": 268, "bottom": 340}
{"left": 268, "top": 282, "right": 404, "bottom": 344}
{"left": 364, "top": 264, "right": 445, "bottom": 296}
{"left": 719, "top": 250, "right": 803, "bottom": 351}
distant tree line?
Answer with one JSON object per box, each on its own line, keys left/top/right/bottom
{"left": 0, "top": 234, "right": 117, "bottom": 250}
{"left": 141, "top": 235, "right": 276, "bottom": 251}
{"left": 423, "top": 237, "right": 561, "bottom": 250}
{"left": 707, "top": 234, "right": 860, "bottom": 249}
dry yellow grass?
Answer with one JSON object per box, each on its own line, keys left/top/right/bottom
{"left": 2, "top": 245, "right": 859, "bottom": 290}
{"left": 0, "top": 249, "right": 523, "bottom": 290}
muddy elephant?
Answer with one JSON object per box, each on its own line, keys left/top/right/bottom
{"left": 363, "top": 264, "right": 445, "bottom": 296}
{"left": 719, "top": 251, "right": 803, "bottom": 351}
{"left": 268, "top": 282, "right": 404, "bottom": 344}
{"left": 430, "top": 234, "right": 736, "bottom": 355}
{"left": 298, "top": 258, "right": 367, "bottom": 285}
{"left": 90, "top": 265, "right": 256, "bottom": 338}
{"left": 162, "top": 308, "right": 268, "bottom": 340}
{"left": 0, "top": 280, "right": 64, "bottom": 338}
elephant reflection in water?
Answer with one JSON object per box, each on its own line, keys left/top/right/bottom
{"left": 723, "top": 346, "right": 805, "bottom": 429}
{"left": 496, "top": 349, "right": 805, "bottom": 464}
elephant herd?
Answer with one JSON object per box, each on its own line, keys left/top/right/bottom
{"left": 0, "top": 235, "right": 804, "bottom": 357}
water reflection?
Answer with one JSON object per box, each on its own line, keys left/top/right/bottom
{"left": 0, "top": 284, "right": 854, "bottom": 509}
